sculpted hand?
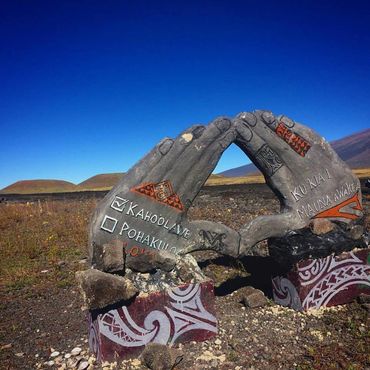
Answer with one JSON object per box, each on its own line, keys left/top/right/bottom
{"left": 89, "top": 117, "right": 241, "bottom": 270}
{"left": 234, "top": 110, "right": 363, "bottom": 255}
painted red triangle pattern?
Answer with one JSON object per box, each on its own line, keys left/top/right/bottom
{"left": 131, "top": 180, "right": 184, "bottom": 211}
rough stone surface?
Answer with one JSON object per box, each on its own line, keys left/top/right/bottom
{"left": 272, "top": 248, "right": 370, "bottom": 311}
{"left": 75, "top": 269, "right": 138, "bottom": 310}
{"left": 240, "top": 286, "right": 269, "bottom": 308}
{"left": 268, "top": 219, "right": 368, "bottom": 267}
{"left": 125, "top": 254, "right": 208, "bottom": 293}
{"left": 128, "top": 250, "right": 176, "bottom": 273}
{"left": 349, "top": 225, "right": 364, "bottom": 240}
{"left": 357, "top": 293, "right": 370, "bottom": 304}
{"left": 97, "top": 239, "right": 125, "bottom": 274}
{"left": 234, "top": 110, "right": 363, "bottom": 256}
{"left": 309, "top": 218, "right": 335, "bottom": 235}
{"left": 141, "top": 343, "right": 179, "bottom": 370}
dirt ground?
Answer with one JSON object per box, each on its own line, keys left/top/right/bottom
{"left": 0, "top": 184, "right": 369, "bottom": 370}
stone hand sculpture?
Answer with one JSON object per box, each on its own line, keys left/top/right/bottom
{"left": 89, "top": 117, "right": 241, "bottom": 272}
{"left": 234, "top": 110, "right": 363, "bottom": 256}
{"left": 89, "top": 109, "right": 365, "bottom": 269}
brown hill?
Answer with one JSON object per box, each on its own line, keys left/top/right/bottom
{"left": 78, "top": 173, "right": 221, "bottom": 190}
{"left": 78, "top": 173, "right": 124, "bottom": 190}
{"left": 0, "top": 180, "right": 78, "bottom": 194}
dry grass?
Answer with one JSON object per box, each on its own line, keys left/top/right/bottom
{"left": 353, "top": 168, "right": 370, "bottom": 179}
{"left": 205, "top": 174, "right": 265, "bottom": 186}
{"left": 0, "top": 199, "right": 97, "bottom": 291}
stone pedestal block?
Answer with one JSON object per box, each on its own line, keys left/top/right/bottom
{"left": 88, "top": 281, "right": 217, "bottom": 362}
{"left": 272, "top": 248, "right": 370, "bottom": 311}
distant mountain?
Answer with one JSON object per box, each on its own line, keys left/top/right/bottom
{"left": 0, "top": 179, "right": 78, "bottom": 194}
{"left": 219, "top": 128, "right": 370, "bottom": 177}
{"left": 331, "top": 128, "right": 370, "bottom": 168}
{"left": 78, "top": 173, "right": 125, "bottom": 190}
{"left": 219, "top": 163, "right": 259, "bottom": 177}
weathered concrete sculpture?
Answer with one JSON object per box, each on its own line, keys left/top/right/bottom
{"left": 89, "top": 110, "right": 366, "bottom": 265}
{"left": 89, "top": 117, "right": 240, "bottom": 272}
{"left": 81, "top": 110, "right": 368, "bottom": 362}
{"left": 233, "top": 110, "right": 368, "bottom": 311}
{"left": 233, "top": 110, "right": 365, "bottom": 264}
{"left": 85, "top": 118, "right": 238, "bottom": 361}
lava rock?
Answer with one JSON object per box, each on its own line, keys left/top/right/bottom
{"left": 141, "top": 343, "right": 180, "bottom": 370}
{"left": 128, "top": 250, "right": 176, "bottom": 273}
{"left": 240, "top": 286, "right": 269, "bottom": 308}
{"left": 349, "top": 225, "right": 364, "bottom": 240}
{"left": 75, "top": 269, "right": 138, "bottom": 310}
{"left": 268, "top": 220, "right": 368, "bottom": 267}
{"left": 94, "top": 239, "right": 125, "bottom": 274}
{"left": 175, "top": 254, "right": 207, "bottom": 283}
{"left": 309, "top": 219, "right": 335, "bottom": 235}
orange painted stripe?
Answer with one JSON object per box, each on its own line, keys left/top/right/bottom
{"left": 314, "top": 192, "right": 362, "bottom": 220}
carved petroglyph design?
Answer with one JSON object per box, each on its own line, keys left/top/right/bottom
{"left": 131, "top": 180, "right": 184, "bottom": 211}
{"left": 166, "top": 284, "right": 217, "bottom": 344}
{"left": 272, "top": 277, "right": 302, "bottom": 311}
{"left": 89, "top": 314, "right": 101, "bottom": 362}
{"left": 275, "top": 122, "right": 311, "bottom": 157}
{"left": 199, "top": 230, "right": 227, "bottom": 252}
{"left": 314, "top": 191, "right": 362, "bottom": 221}
{"left": 255, "top": 144, "right": 283, "bottom": 177}
{"left": 273, "top": 252, "right": 370, "bottom": 310}
{"left": 298, "top": 258, "right": 332, "bottom": 287}
{"left": 301, "top": 252, "right": 370, "bottom": 309}
{"left": 99, "top": 308, "right": 171, "bottom": 347}
{"left": 97, "top": 284, "right": 217, "bottom": 348}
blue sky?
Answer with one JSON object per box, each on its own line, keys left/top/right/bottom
{"left": 1, "top": 0, "right": 370, "bottom": 189}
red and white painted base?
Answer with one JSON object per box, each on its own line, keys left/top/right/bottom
{"left": 88, "top": 281, "right": 217, "bottom": 362}
{"left": 272, "top": 248, "right": 370, "bottom": 311}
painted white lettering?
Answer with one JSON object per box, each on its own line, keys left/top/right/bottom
{"left": 126, "top": 202, "right": 138, "bottom": 216}
{"left": 291, "top": 187, "right": 303, "bottom": 202}
{"left": 119, "top": 222, "right": 130, "bottom": 235}
{"left": 135, "top": 208, "right": 144, "bottom": 219}
{"left": 150, "top": 214, "right": 158, "bottom": 224}
{"left": 144, "top": 211, "right": 152, "bottom": 221}
{"left": 128, "top": 228, "right": 137, "bottom": 239}
{"left": 142, "top": 235, "right": 151, "bottom": 246}
{"left": 135, "top": 231, "right": 144, "bottom": 242}
{"left": 150, "top": 237, "right": 159, "bottom": 249}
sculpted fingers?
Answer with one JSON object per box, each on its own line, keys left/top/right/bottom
{"left": 144, "top": 125, "right": 206, "bottom": 183}
{"left": 167, "top": 117, "right": 235, "bottom": 204}
{"left": 238, "top": 110, "right": 338, "bottom": 164}
{"left": 236, "top": 111, "right": 363, "bottom": 225}
{"left": 238, "top": 110, "right": 312, "bottom": 167}
{"left": 234, "top": 117, "right": 286, "bottom": 179}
